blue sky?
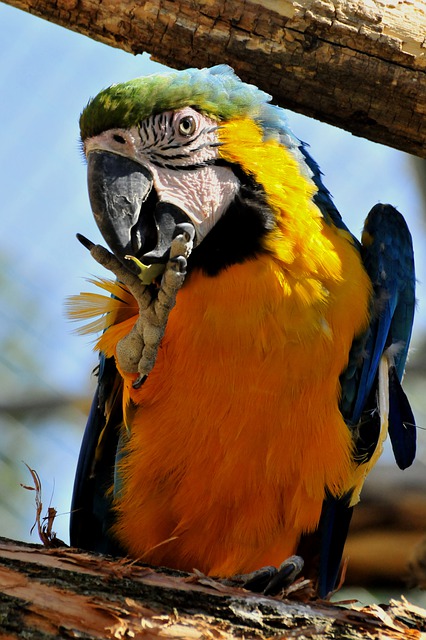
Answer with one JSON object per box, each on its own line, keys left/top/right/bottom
{"left": 0, "top": 3, "right": 424, "bottom": 544}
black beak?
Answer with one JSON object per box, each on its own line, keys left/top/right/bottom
{"left": 87, "top": 151, "right": 192, "bottom": 268}
{"left": 87, "top": 151, "right": 153, "bottom": 263}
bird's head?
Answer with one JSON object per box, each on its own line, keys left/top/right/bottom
{"left": 80, "top": 65, "right": 333, "bottom": 276}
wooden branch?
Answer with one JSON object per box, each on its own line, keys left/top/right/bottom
{"left": 0, "top": 537, "right": 425, "bottom": 639}
{"left": 3, "top": 0, "right": 426, "bottom": 157}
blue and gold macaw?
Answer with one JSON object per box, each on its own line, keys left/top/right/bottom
{"left": 69, "top": 65, "right": 416, "bottom": 597}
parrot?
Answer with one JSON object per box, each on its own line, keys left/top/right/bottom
{"left": 69, "top": 65, "right": 416, "bottom": 598}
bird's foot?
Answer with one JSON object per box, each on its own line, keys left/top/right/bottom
{"left": 78, "top": 223, "right": 195, "bottom": 387}
{"left": 225, "top": 555, "right": 304, "bottom": 596}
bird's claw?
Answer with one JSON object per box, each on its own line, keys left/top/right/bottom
{"left": 228, "top": 555, "right": 304, "bottom": 596}
{"left": 173, "top": 222, "right": 195, "bottom": 250}
{"left": 80, "top": 224, "right": 195, "bottom": 383}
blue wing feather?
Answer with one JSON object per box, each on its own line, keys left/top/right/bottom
{"left": 70, "top": 354, "right": 125, "bottom": 554}
{"left": 388, "top": 362, "right": 416, "bottom": 469}
{"left": 315, "top": 203, "right": 416, "bottom": 597}
{"left": 346, "top": 204, "right": 416, "bottom": 446}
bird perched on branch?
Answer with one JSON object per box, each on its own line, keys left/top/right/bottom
{"left": 68, "top": 65, "right": 416, "bottom": 598}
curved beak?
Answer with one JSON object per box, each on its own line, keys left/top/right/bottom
{"left": 87, "top": 151, "right": 154, "bottom": 263}
{"left": 87, "top": 151, "right": 192, "bottom": 268}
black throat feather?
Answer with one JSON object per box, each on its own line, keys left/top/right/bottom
{"left": 187, "top": 172, "right": 275, "bottom": 277}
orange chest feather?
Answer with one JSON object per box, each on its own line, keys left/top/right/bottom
{"left": 112, "top": 229, "right": 371, "bottom": 574}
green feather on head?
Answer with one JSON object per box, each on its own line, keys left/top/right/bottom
{"left": 79, "top": 64, "right": 350, "bottom": 230}
{"left": 79, "top": 65, "right": 286, "bottom": 141}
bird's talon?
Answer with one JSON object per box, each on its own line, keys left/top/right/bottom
{"left": 76, "top": 233, "right": 95, "bottom": 251}
{"left": 240, "top": 566, "right": 278, "bottom": 593}
{"left": 263, "top": 556, "right": 304, "bottom": 596}
{"left": 231, "top": 556, "right": 304, "bottom": 596}
{"left": 133, "top": 375, "right": 147, "bottom": 389}
{"left": 173, "top": 222, "right": 195, "bottom": 242}
{"left": 169, "top": 256, "right": 187, "bottom": 272}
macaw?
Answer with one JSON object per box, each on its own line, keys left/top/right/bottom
{"left": 69, "top": 65, "right": 416, "bottom": 597}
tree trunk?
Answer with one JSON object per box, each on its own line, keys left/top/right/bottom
{"left": 2, "top": 0, "right": 426, "bottom": 157}
{"left": 0, "top": 537, "right": 425, "bottom": 639}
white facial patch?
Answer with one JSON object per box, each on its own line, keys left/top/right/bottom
{"left": 84, "top": 107, "right": 240, "bottom": 244}
{"left": 147, "top": 163, "right": 240, "bottom": 242}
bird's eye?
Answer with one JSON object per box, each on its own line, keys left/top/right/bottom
{"left": 178, "top": 116, "right": 196, "bottom": 137}
{"left": 113, "top": 134, "right": 126, "bottom": 144}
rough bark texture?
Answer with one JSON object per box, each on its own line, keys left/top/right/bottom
{"left": 2, "top": 0, "right": 426, "bottom": 157}
{"left": 0, "top": 537, "right": 426, "bottom": 639}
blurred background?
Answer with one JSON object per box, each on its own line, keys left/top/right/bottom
{"left": 1, "top": 2, "right": 425, "bottom": 605}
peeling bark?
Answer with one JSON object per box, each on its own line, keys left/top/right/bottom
{"left": 2, "top": 0, "right": 426, "bottom": 156}
{"left": 0, "top": 537, "right": 425, "bottom": 638}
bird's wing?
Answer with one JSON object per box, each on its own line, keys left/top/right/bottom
{"left": 70, "top": 354, "right": 125, "bottom": 555}
{"left": 309, "top": 203, "right": 416, "bottom": 597}
{"left": 342, "top": 203, "right": 416, "bottom": 467}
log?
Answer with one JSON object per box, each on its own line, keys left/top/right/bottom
{"left": 2, "top": 0, "right": 426, "bottom": 157}
{"left": 0, "top": 537, "right": 426, "bottom": 639}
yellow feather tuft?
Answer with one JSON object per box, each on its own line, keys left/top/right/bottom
{"left": 65, "top": 277, "right": 138, "bottom": 339}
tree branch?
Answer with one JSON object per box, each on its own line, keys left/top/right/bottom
{"left": 2, "top": 0, "right": 426, "bottom": 157}
{"left": 0, "top": 537, "right": 425, "bottom": 638}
